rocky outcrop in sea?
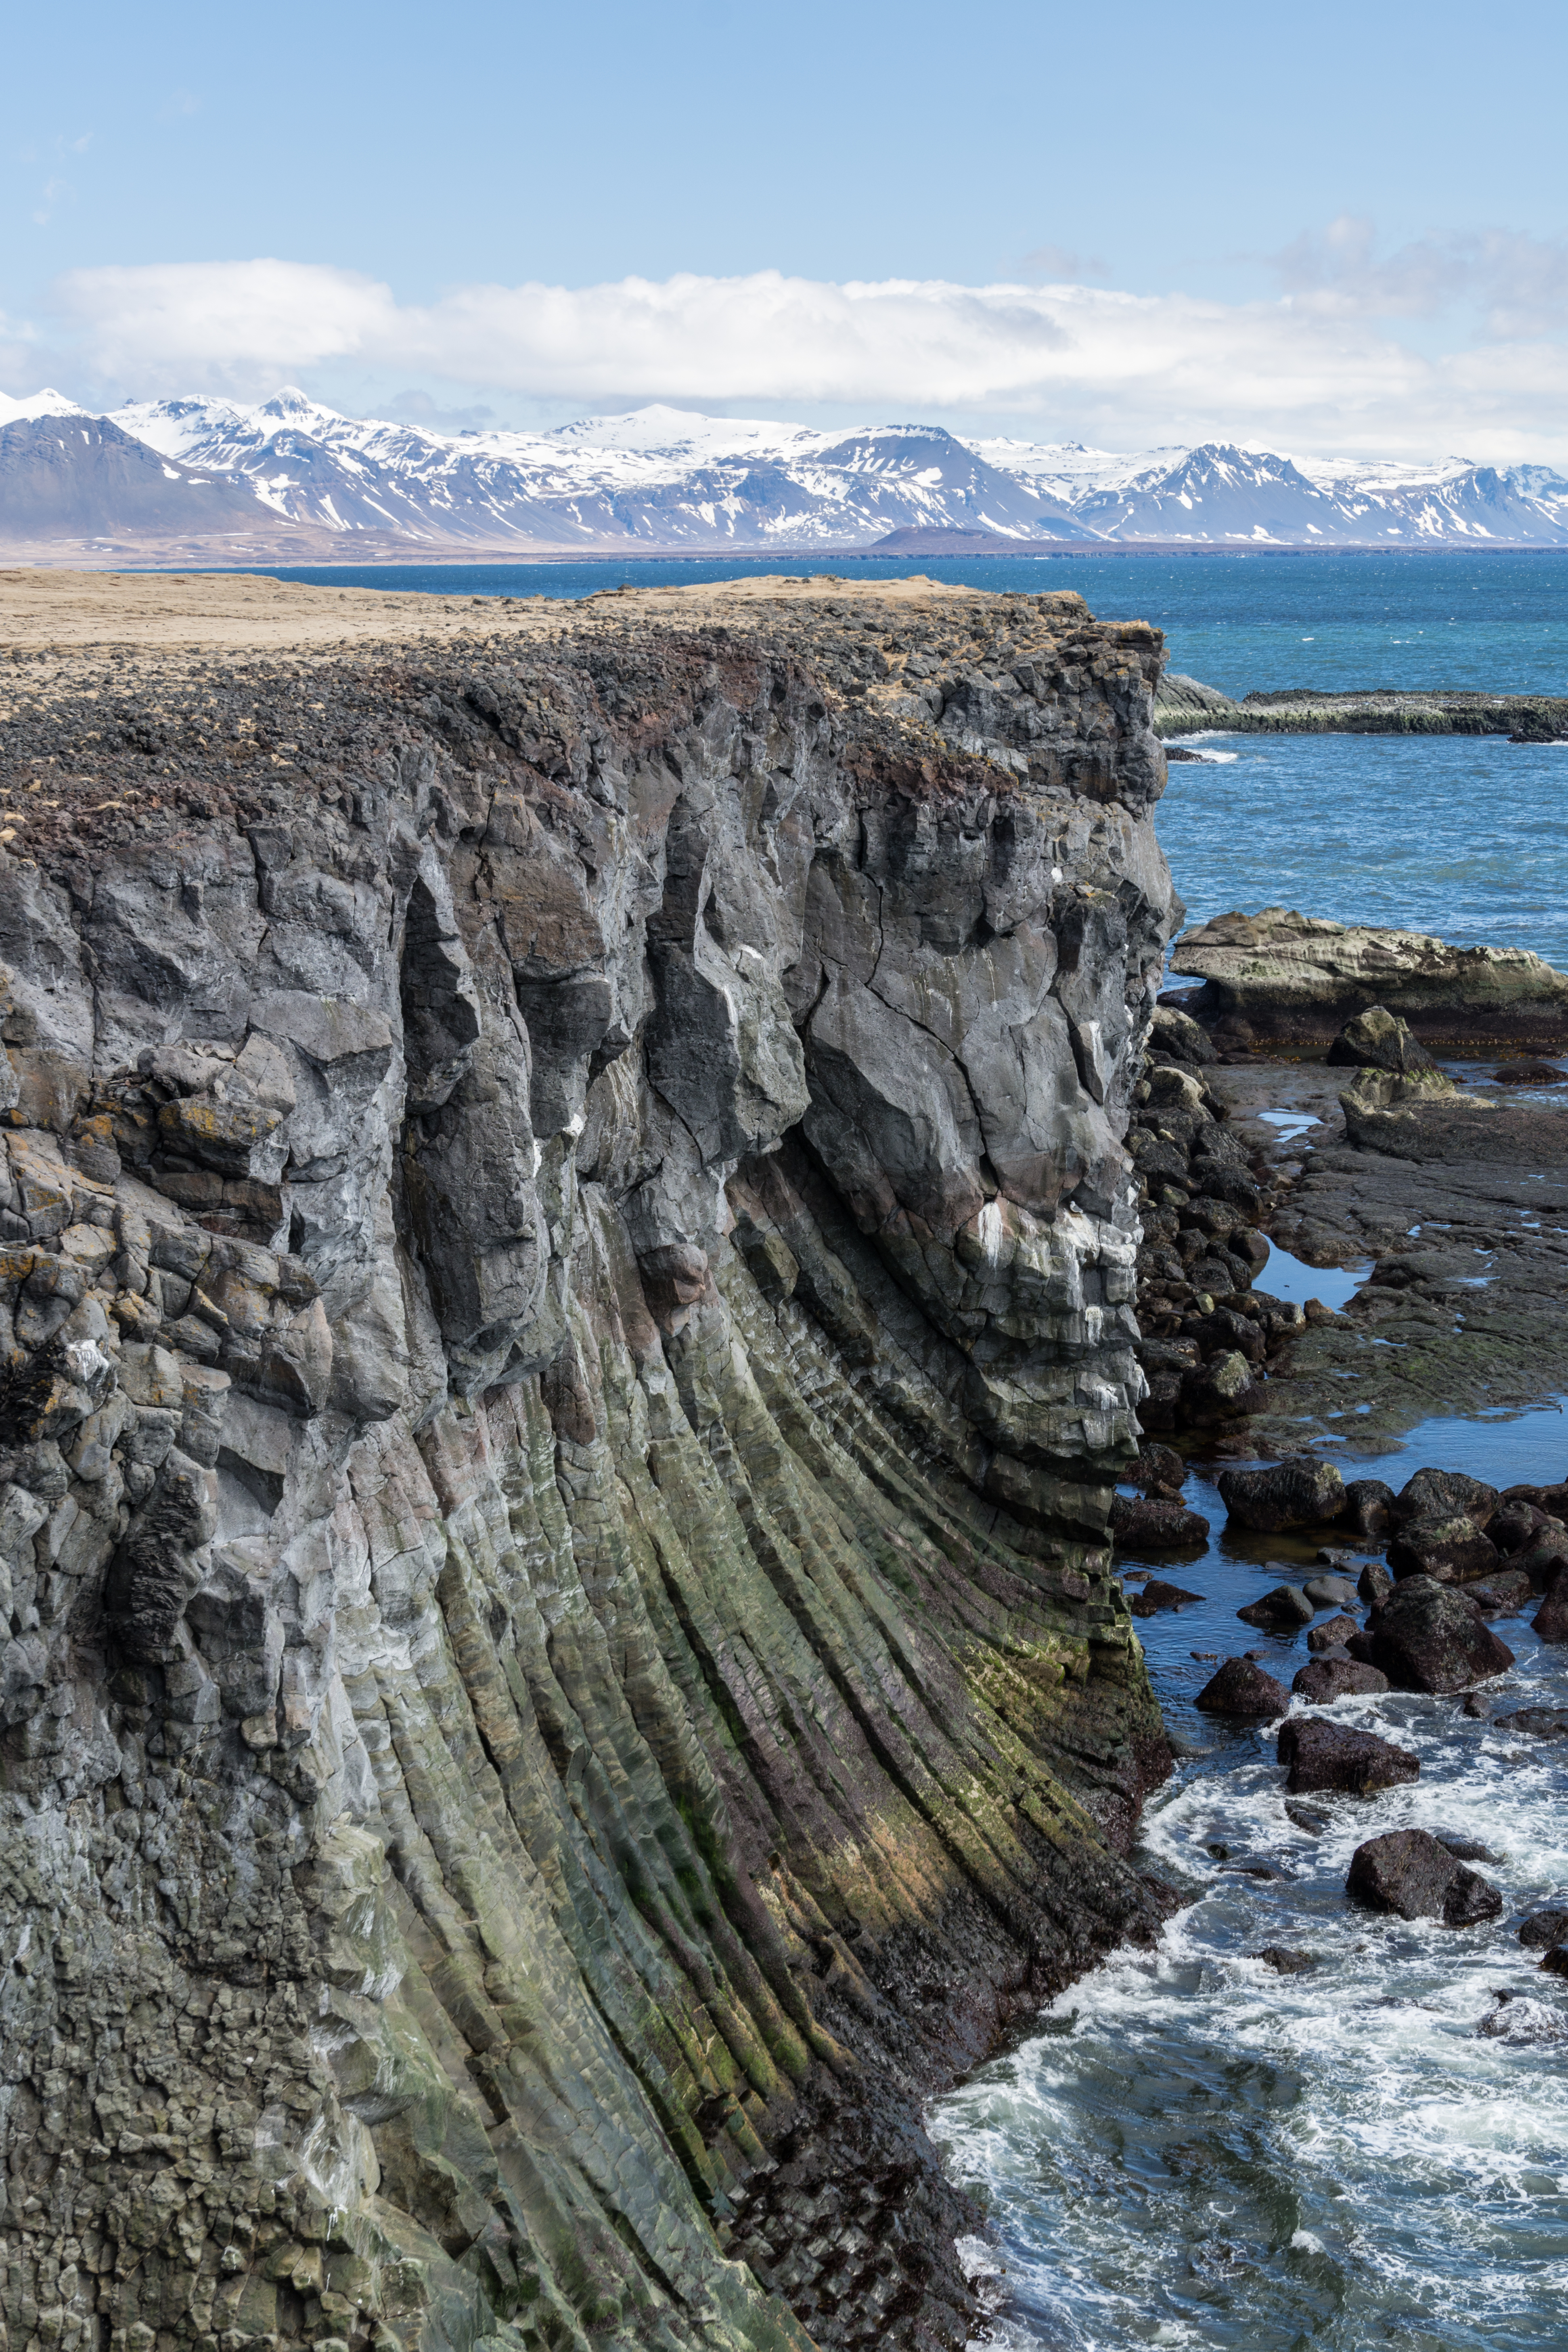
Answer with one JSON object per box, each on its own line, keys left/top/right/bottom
{"left": 0, "top": 577, "right": 1182, "bottom": 2352}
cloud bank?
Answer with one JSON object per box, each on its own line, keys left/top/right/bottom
{"left": 30, "top": 249, "right": 1568, "bottom": 461}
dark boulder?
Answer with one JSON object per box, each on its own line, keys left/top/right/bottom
{"left": 1121, "top": 1441, "right": 1187, "bottom": 1495}
{"left": 1492, "top": 1059, "right": 1564, "bottom": 1084}
{"left": 1180, "top": 1349, "right": 1262, "bottom": 1424}
{"left": 1346, "top": 1829, "right": 1503, "bottom": 1926}
{"left": 1466, "top": 1569, "right": 1534, "bottom": 1616}
{"left": 1237, "top": 1583, "right": 1315, "bottom": 1631}
{"left": 1218, "top": 1455, "right": 1346, "bottom": 1531}
{"left": 1110, "top": 1494, "right": 1210, "bottom": 1550}
{"left": 1303, "top": 1573, "right": 1357, "bottom": 1608}
{"left": 1486, "top": 1499, "right": 1555, "bottom": 1556}
{"left": 1195, "top": 1657, "right": 1291, "bottom": 1717}
{"left": 1307, "top": 1612, "right": 1361, "bottom": 1652}
{"left": 1392, "top": 1467, "right": 1499, "bottom": 1527}
{"left": 1128, "top": 1577, "right": 1204, "bottom": 1616}
{"left": 1388, "top": 1514, "right": 1501, "bottom": 1584}
{"left": 1341, "top": 1478, "right": 1397, "bottom": 1541}
{"left": 1325, "top": 1005, "right": 1438, "bottom": 1077}
{"left": 1540, "top": 1947, "right": 1568, "bottom": 1979}
{"left": 1252, "top": 1946, "right": 1316, "bottom": 1973}
{"left": 1353, "top": 1575, "right": 1515, "bottom": 1692}
{"left": 1292, "top": 1656, "right": 1390, "bottom": 1703}
{"left": 1533, "top": 1582, "right": 1568, "bottom": 1642}
{"left": 1520, "top": 1909, "right": 1568, "bottom": 1950}
{"left": 1277, "top": 1717, "right": 1419, "bottom": 1796}
{"left": 1186, "top": 1305, "right": 1266, "bottom": 1366}
{"left": 1357, "top": 1560, "right": 1395, "bottom": 1608}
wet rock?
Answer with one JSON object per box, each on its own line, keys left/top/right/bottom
{"left": 1353, "top": 1575, "right": 1516, "bottom": 1692}
{"left": 1121, "top": 1441, "right": 1188, "bottom": 1495}
{"left": 1303, "top": 1573, "right": 1358, "bottom": 1608}
{"left": 1358, "top": 1560, "right": 1395, "bottom": 1608}
{"left": 1341, "top": 1478, "right": 1397, "bottom": 1541}
{"left": 1111, "top": 1494, "right": 1210, "bottom": 1550}
{"left": 1461, "top": 1692, "right": 1491, "bottom": 1719}
{"left": 1180, "top": 1348, "right": 1262, "bottom": 1424}
{"left": 1493, "top": 1707, "right": 1568, "bottom": 1738}
{"left": 1307, "top": 1611, "right": 1361, "bottom": 1652}
{"left": 1492, "top": 1059, "right": 1564, "bottom": 1084}
{"left": 1541, "top": 1947, "right": 1568, "bottom": 1979}
{"left": 1392, "top": 1467, "right": 1500, "bottom": 1527}
{"left": 1325, "top": 1005, "right": 1439, "bottom": 1077}
{"left": 1532, "top": 1581, "right": 1568, "bottom": 1642}
{"left": 1435, "top": 1834, "right": 1499, "bottom": 1862}
{"left": 1388, "top": 1514, "right": 1501, "bottom": 1584}
{"left": 1292, "top": 1656, "right": 1390, "bottom": 1703}
{"left": 1277, "top": 1718, "right": 1420, "bottom": 1795}
{"left": 1128, "top": 1577, "right": 1204, "bottom": 1615}
{"left": 1485, "top": 1499, "right": 1558, "bottom": 1556}
{"left": 1237, "top": 1582, "right": 1315, "bottom": 1631}
{"left": 1346, "top": 1829, "right": 1504, "bottom": 1926}
{"left": 1195, "top": 1657, "right": 1291, "bottom": 1717}
{"left": 1466, "top": 1569, "right": 1534, "bottom": 1617}
{"left": 1218, "top": 1454, "right": 1346, "bottom": 1531}
{"left": 1252, "top": 1946, "right": 1317, "bottom": 1973}
{"left": 1519, "top": 1909, "right": 1568, "bottom": 1949}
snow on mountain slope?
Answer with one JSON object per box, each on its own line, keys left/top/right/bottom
{"left": 0, "top": 388, "right": 87, "bottom": 427}
{"left": 10, "top": 386, "right": 1568, "bottom": 551}
{"left": 105, "top": 394, "right": 1093, "bottom": 546}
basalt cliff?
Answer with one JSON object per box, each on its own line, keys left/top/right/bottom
{"left": 0, "top": 574, "right": 1179, "bottom": 2352}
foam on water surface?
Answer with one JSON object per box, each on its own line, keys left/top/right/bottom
{"left": 933, "top": 1400, "right": 1568, "bottom": 2348}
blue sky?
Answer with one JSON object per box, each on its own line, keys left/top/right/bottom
{"left": 6, "top": 0, "right": 1568, "bottom": 457}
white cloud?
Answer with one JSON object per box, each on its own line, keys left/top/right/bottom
{"left": 34, "top": 252, "right": 1568, "bottom": 462}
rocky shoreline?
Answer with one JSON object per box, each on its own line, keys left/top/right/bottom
{"left": 1154, "top": 672, "right": 1568, "bottom": 741}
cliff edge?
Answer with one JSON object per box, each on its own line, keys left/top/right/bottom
{"left": 0, "top": 575, "right": 1179, "bottom": 2352}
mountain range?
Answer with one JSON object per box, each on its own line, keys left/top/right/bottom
{"left": 4, "top": 385, "right": 1568, "bottom": 559}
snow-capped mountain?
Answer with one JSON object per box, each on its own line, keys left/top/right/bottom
{"left": 6, "top": 386, "right": 1568, "bottom": 552}
{"left": 1044, "top": 440, "right": 1568, "bottom": 543}
{"left": 106, "top": 389, "right": 1094, "bottom": 548}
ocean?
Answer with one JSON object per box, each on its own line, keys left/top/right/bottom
{"left": 252, "top": 550, "right": 1568, "bottom": 2346}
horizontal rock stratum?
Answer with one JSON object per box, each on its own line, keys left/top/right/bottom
{"left": 1169, "top": 906, "right": 1568, "bottom": 1047}
{"left": 0, "top": 575, "right": 1181, "bottom": 2352}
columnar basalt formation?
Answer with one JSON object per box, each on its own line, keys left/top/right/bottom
{"left": 0, "top": 576, "right": 1179, "bottom": 2352}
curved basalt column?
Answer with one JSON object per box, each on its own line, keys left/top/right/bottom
{"left": 0, "top": 582, "right": 1179, "bottom": 2352}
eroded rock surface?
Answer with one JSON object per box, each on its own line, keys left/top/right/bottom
{"left": 0, "top": 576, "right": 1180, "bottom": 2352}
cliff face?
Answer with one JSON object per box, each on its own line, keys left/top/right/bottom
{"left": 0, "top": 577, "right": 1178, "bottom": 2352}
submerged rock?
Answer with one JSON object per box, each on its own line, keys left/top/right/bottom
{"left": 1520, "top": 1909, "right": 1568, "bottom": 1949}
{"left": 1277, "top": 1718, "right": 1420, "bottom": 1796}
{"left": 1346, "top": 1830, "right": 1504, "bottom": 1925}
{"left": 1128, "top": 1577, "right": 1204, "bottom": 1615}
{"left": 1252, "top": 1946, "right": 1317, "bottom": 1973}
